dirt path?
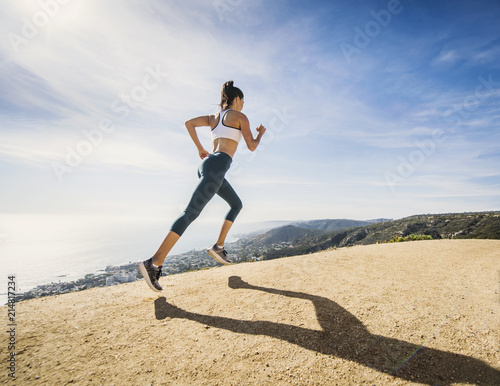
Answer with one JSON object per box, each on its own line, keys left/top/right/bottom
{"left": 2, "top": 239, "right": 499, "bottom": 385}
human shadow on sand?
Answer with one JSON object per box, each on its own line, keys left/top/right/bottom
{"left": 155, "top": 276, "right": 499, "bottom": 385}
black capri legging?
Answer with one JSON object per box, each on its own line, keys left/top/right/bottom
{"left": 170, "top": 152, "right": 242, "bottom": 236}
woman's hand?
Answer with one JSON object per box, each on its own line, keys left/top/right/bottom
{"left": 256, "top": 124, "right": 266, "bottom": 134}
{"left": 199, "top": 148, "right": 210, "bottom": 159}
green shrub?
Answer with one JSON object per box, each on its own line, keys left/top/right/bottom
{"left": 384, "top": 234, "right": 433, "bottom": 243}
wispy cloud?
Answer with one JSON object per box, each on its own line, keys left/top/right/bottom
{"left": 0, "top": 0, "right": 499, "bottom": 219}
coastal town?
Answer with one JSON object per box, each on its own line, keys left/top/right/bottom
{"left": 15, "top": 237, "right": 267, "bottom": 302}
{"left": 17, "top": 264, "right": 140, "bottom": 301}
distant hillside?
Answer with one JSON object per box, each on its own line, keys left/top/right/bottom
{"left": 292, "top": 219, "right": 377, "bottom": 231}
{"left": 233, "top": 218, "right": 386, "bottom": 251}
{"left": 261, "top": 211, "right": 500, "bottom": 260}
{"left": 239, "top": 225, "right": 325, "bottom": 249}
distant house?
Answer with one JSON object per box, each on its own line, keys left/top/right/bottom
{"left": 105, "top": 271, "right": 137, "bottom": 286}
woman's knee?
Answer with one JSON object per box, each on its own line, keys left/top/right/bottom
{"left": 232, "top": 197, "right": 243, "bottom": 212}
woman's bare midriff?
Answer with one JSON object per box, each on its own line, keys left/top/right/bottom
{"left": 212, "top": 138, "right": 238, "bottom": 158}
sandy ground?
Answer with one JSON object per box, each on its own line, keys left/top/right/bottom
{"left": 1, "top": 239, "right": 500, "bottom": 385}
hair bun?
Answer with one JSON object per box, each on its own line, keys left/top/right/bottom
{"left": 224, "top": 80, "right": 234, "bottom": 90}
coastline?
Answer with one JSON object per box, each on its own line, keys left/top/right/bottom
{"left": 0, "top": 214, "right": 279, "bottom": 305}
{"left": 13, "top": 263, "right": 138, "bottom": 302}
{"left": 12, "top": 237, "right": 263, "bottom": 303}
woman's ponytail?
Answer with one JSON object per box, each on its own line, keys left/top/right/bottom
{"left": 220, "top": 80, "right": 244, "bottom": 110}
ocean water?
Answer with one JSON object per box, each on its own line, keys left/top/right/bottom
{"left": 0, "top": 213, "right": 281, "bottom": 304}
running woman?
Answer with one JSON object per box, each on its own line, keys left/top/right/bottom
{"left": 138, "top": 81, "right": 266, "bottom": 292}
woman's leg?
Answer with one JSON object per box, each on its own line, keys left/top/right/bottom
{"left": 154, "top": 154, "right": 231, "bottom": 265}
{"left": 206, "top": 175, "right": 242, "bottom": 265}
{"left": 152, "top": 231, "right": 180, "bottom": 266}
{"left": 142, "top": 172, "right": 223, "bottom": 290}
{"left": 170, "top": 161, "right": 228, "bottom": 237}
{"left": 215, "top": 178, "right": 243, "bottom": 247}
{"left": 216, "top": 220, "right": 234, "bottom": 247}
{"left": 140, "top": 154, "right": 231, "bottom": 291}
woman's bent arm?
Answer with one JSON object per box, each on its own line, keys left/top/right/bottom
{"left": 240, "top": 114, "right": 266, "bottom": 151}
{"left": 185, "top": 115, "right": 211, "bottom": 159}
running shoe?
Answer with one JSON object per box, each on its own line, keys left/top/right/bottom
{"left": 207, "top": 244, "right": 233, "bottom": 265}
{"left": 138, "top": 257, "right": 163, "bottom": 292}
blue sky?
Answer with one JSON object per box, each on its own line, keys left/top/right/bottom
{"left": 1, "top": 0, "right": 499, "bottom": 224}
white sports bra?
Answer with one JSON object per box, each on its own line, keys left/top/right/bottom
{"left": 211, "top": 109, "right": 242, "bottom": 143}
